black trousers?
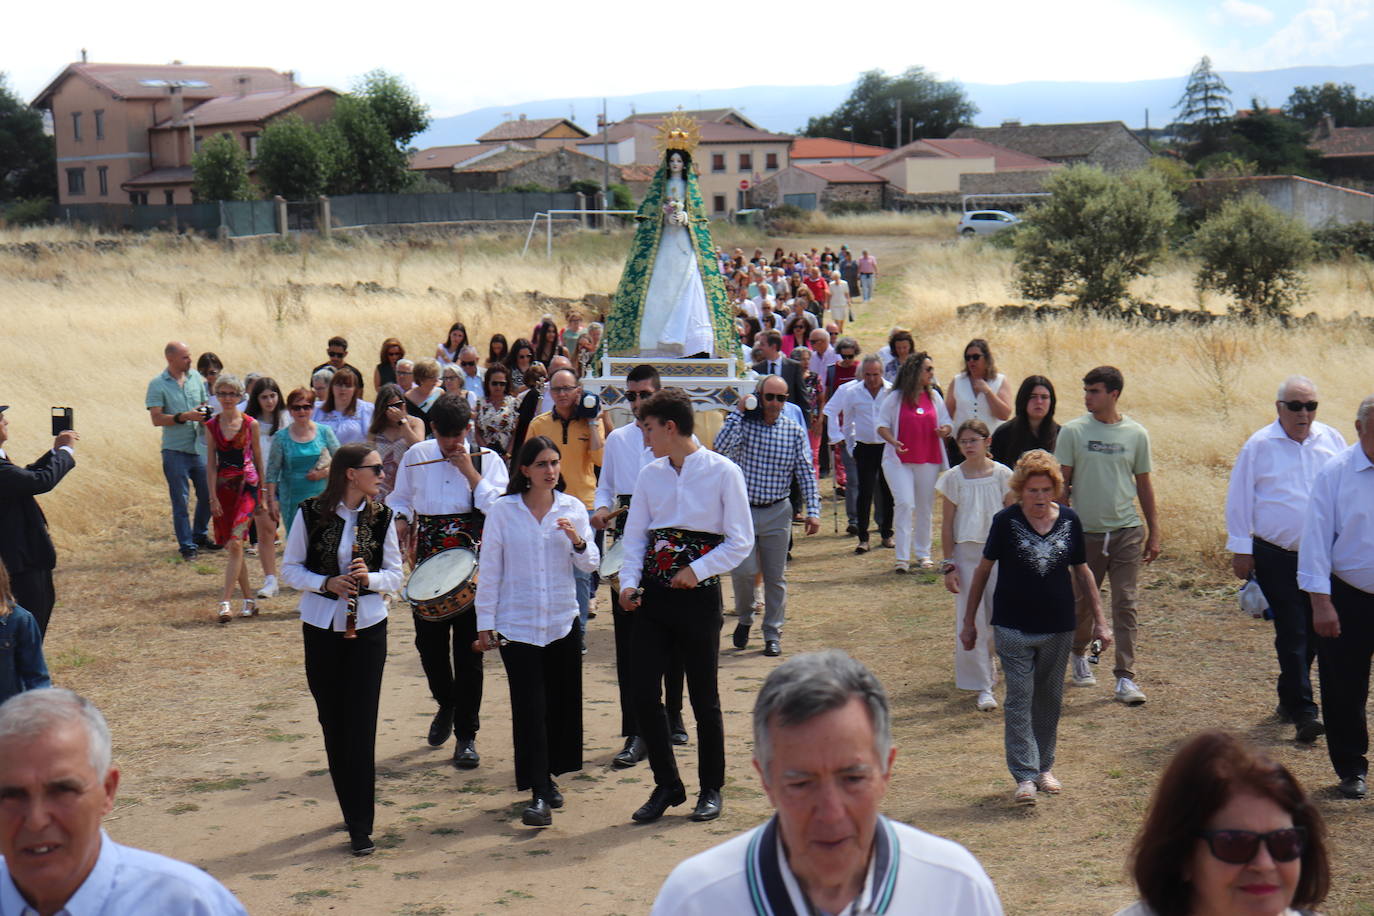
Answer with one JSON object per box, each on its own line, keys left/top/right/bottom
{"left": 10, "top": 568, "right": 55, "bottom": 638}
{"left": 630, "top": 580, "right": 725, "bottom": 791}
{"left": 1254, "top": 538, "right": 1318, "bottom": 721}
{"left": 852, "top": 442, "right": 893, "bottom": 542}
{"left": 499, "top": 626, "right": 582, "bottom": 794}
{"left": 413, "top": 611, "right": 483, "bottom": 739}
{"left": 818, "top": 425, "right": 832, "bottom": 476}
{"left": 1318, "top": 577, "right": 1374, "bottom": 779}
{"left": 613, "top": 604, "right": 684, "bottom": 736}
{"left": 303, "top": 618, "right": 387, "bottom": 837}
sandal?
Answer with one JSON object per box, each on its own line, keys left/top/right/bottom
{"left": 1035, "top": 772, "right": 1062, "bottom": 794}
{"left": 217, "top": 601, "right": 232, "bottom": 624}
{"left": 1014, "top": 780, "right": 1037, "bottom": 806}
{"left": 917, "top": 558, "right": 936, "bottom": 570}
{"left": 241, "top": 599, "right": 258, "bottom": 618}
{"left": 854, "top": 543, "right": 870, "bottom": 555}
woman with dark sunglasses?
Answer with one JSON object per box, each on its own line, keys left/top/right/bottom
{"left": 1118, "top": 729, "right": 1329, "bottom": 916}
{"left": 505, "top": 338, "right": 536, "bottom": 391}
{"left": 265, "top": 388, "right": 340, "bottom": 534}
{"left": 474, "top": 366, "right": 518, "bottom": 460}
{"left": 366, "top": 383, "right": 424, "bottom": 499}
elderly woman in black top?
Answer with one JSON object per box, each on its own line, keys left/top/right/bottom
{"left": 960, "top": 449, "right": 1111, "bottom": 806}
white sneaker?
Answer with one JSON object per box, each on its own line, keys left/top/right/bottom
{"left": 1070, "top": 654, "right": 1097, "bottom": 687}
{"left": 976, "top": 690, "right": 998, "bottom": 711}
{"left": 256, "top": 575, "right": 279, "bottom": 599}
{"left": 1115, "top": 677, "right": 1147, "bottom": 706}
{"left": 1014, "top": 780, "right": 1037, "bottom": 805}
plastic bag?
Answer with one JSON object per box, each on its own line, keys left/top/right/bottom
{"left": 1239, "top": 577, "right": 1270, "bottom": 619}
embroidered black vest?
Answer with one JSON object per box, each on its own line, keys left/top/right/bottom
{"left": 298, "top": 496, "right": 393, "bottom": 600}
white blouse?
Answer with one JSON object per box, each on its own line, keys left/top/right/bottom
{"left": 950, "top": 372, "right": 1007, "bottom": 434}
{"left": 314, "top": 400, "right": 375, "bottom": 446}
{"left": 474, "top": 491, "right": 600, "bottom": 646}
{"left": 281, "top": 501, "right": 404, "bottom": 631}
{"left": 935, "top": 463, "right": 1014, "bottom": 544}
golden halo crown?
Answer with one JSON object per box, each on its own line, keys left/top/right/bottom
{"left": 655, "top": 111, "right": 701, "bottom": 156}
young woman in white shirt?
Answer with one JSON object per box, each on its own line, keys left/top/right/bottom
{"left": 475, "top": 435, "right": 599, "bottom": 827}
{"left": 280, "top": 441, "right": 403, "bottom": 857}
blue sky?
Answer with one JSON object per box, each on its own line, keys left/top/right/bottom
{"left": 5, "top": 0, "right": 1372, "bottom": 117}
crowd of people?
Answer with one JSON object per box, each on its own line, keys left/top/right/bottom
{"left": 0, "top": 237, "right": 1369, "bottom": 912}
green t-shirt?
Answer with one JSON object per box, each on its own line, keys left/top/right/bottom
{"left": 1054, "top": 413, "right": 1152, "bottom": 533}
{"left": 145, "top": 368, "right": 209, "bottom": 454}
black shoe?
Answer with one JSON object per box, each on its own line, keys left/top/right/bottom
{"left": 612, "top": 736, "right": 647, "bottom": 769}
{"left": 835, "top": 485, "right": 846, "bottom": 496}
{"left": 180, "top": 547, "right": 198, "bottom": 562}
{"left": 543, "top": 778, "right": 564, "bottom": 809}
{"left": 631, "top": 784, "right": 686, "bottom": 823}
{"left": 764, "top": 640, "right": 781, "bottom": 658}
{"left": 1295, "top": 718, "right": 1326, "bottom": 744}
{"left": 349, "top": 832, "right": 375, "bottom": 856}
{"left": 453, "top": 737, "right": 479, "bottom": 769}
{"left": 689, "top": 788, "right": 722, "bottom": 822}
{"left": 1338, "top": 775, "right": 1367, "bottom": 799}
{"left": 195, "top": 537, "right": 223, "bottom": 552}
{"left": 522, "top": 796, "right": 552, "bottom": 827}
{"left": 846, "top": 523, "right": 858, "bottom": 536}
{"left": 732, "top": 623, "right": 750, "bottom": 650}
{"left": 669, "top": 714, "right": 689, "bottom": 746}
{"left": 1274, "top": 703, "right": 1294, "bottom": 724}
{"left": 427, "top": 706, "right": 454, "bottom": 747}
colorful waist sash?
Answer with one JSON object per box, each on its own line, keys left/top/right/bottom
{"left": 641, "top": 527, "right": 724, "bottom": 589}
{"left": 416, "top": 511, "right": 483, "bottom": 563}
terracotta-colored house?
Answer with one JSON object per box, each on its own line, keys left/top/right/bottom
{"left": 31, "top": 61, "right": 333, "bottom": 205}
{"left": 862, "top": 138, "right": 1059, "bottom": 194}
{"left": 476, "top": 116, "right": 589, "bottom": 150}
{"left": 753, "top": 163, "right": 888, "bottom": 210}
{"left": 790, "top": 137, "right": 890, "bottom": 165}
{"left": 408, "top": 142, "right": 522, "bottom": 189}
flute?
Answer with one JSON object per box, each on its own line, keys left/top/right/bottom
{"left": 344, "top": 541, "right": 363, "bottom": 639}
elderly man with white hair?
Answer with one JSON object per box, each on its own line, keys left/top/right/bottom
{"left": 456, "top": 346, "right": 485, "bottom": 401}
{"left": 651, "top": 651, "right": 1003, "bottom": 915}
{"left": 1301, "top": 393, "right": 1374, "bottom": 800}
{"left": 1226, "top": 375, "right": 1346, "bottom": 744}
{"left": 0, "top": 688, "right": 248, "bottom": 914}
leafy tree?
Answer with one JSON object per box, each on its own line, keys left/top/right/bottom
{"left": 1193, "top": 193, "right": 1314, "bottom": 319}
{"left": 255, "top": 114, "right": 330, "bottom": 199}
{"left": 1173, "top": 56, "right": 1233, "bottom": 158}
{"left": 1283, "top": 82, "right": 1374, "bottom": 129}
{"left": 0, "top": 73, "right": 56, "bottom": 202}
{"left": 191, "top": 133, "right": 254, "bottom": 201}
{"left": 1226, "top": 102, "right": 1320, "bottom": 176}
{"left": 1013, "top": 165, "right": 1178, "bottom": 312}
{"left": 801, "top": 67, "right": 977, "bottom": 147}
{"left": 324, "top": 95, "right": 409, "bottom": 194}
{"left": 353, "top": 69, "right": 430, "bottom": 147}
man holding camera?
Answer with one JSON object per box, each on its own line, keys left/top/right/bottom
{"left": 145, "top": 341, "right": 213, "bottom": 561}
{"left": 0, "top": 405, "right": 77, "bottom": 637}
{"left": 529, "top": 368, "right": 607, "bottom": 641}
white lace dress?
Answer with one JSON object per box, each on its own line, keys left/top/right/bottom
{"left": 638, "top": 176, "right": 714, "bottom": 357}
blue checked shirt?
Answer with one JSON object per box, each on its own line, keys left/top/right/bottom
{"left": 713, "top": 411, "right": 821, "bottom": 517}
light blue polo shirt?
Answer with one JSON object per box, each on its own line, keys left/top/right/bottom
{"left": 145, "top": 369, "right": 209, "bottom": 454}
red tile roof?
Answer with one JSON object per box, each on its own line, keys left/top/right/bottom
{"left": 152, "top": 87, "right": 335, "bottom": 128}
{"left": 790, "top": 137, "right": 890, "bottom": 160}
{"left": 1311, "top": 126, "right": 1374, "bottom": 158}
{"left": 864, "top": 138, "right": 1058, "bottom": 172}
{"left": 409, "top": 143, "right": 511, "bottom": 171}
{"left": 623, "top": 108, "right": 754, "bottom": 128}
{"left": 477, "top": 118, "right": 588, "bottom": 141}
{"left": 579, "top": 119, "right": 791, "bottom": 146}
{"left": 618, "top": 164, "right": 657, "bottom": 183}
{"left": 33, "top": 62, "right": 292, "bottom": 107}
{"left": 794, "top": 163, "right": 886, "bottom": 184}
{"left": 122, "top": 166, "right": 195, "bottom": 188}
{"left": 452, "top": 148, "right": 548, "bottom": 173}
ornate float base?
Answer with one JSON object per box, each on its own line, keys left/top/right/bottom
{"left": 583, "top": 356, "right": 752, "bottom": 440}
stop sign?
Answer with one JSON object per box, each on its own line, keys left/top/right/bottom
{"left": 739, "top": 180, "right": 750, "bottom": 190}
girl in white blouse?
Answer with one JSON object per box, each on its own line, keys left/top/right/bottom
{"left": 935, "top": 420, "right": 1014, "bottom": 712}
{"left": 475, "top": 435, "right": 599, "bottom": 827}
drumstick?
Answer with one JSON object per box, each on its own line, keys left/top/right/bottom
{"left": 404, "top": 456, "right": 456, "bottom": 468}
{"left": 606, "top": 506, "right": 628, "bottom": 522}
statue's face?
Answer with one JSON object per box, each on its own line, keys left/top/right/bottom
{"left": 669, "top": 152, "right": 684, "bottom": 174}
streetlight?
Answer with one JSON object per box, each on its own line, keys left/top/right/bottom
{"left": 844, "top": 125, "right": 854, "bottom": 162}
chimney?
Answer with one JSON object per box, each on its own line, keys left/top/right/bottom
{"left": 284, "top": 70, "right": 296, "bottom": 88}
{"left": 169, "top": 85, "right": 184, "bottom": 122}
{"left": 1318, "top": 114, "right": 1336, "bottom": 140}
{"left": 236, "top": 75, "right": 249, "bottom": 98}
{"left": 519, "top": 113, "right": 527, "bottom": 121}
{"left": 80, "top": 48, "right": 87, "bottom": 63}
{"left": 1001, "top": 118, "right": 1021, "bottom": 128}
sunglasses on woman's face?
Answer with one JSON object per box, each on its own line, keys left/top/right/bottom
{"left": 489, "top": 381, "right": 508, "bottom": 387}
{"left": 1198, "top": 827, "right": 1305, "bottom": 865}
{"left": 355, "top": 463, "right": 385, "bottom": 476}
{"left": 289, "top": 404, "right": 312, "bottom": 412}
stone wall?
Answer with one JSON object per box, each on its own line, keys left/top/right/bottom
{"left": 1090, "top": 129, "right": 1152, "bottom": 172}
{"left": 1186, "top": 176, "right": 1374, "bottom": 228}
{"left": 820, "top": 183, "right": 885, "bottom": 208}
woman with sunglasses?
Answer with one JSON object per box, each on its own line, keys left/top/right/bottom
{"left": 246, "top": 377, "right": 289, "bottom": 597}
{"left": 1118, "top": 729, "right": 1329, "bottom": 916}
{"left": 475, "top": 436, "right": 598, "bottom": 827}
{"left": 436, "top": 322, "right": 468, "bottom": 367}
{"left": 474, "top": 366, "right": 518, "bottom": 460}
{"left": 505, "top": 338, "right": 536, "bottom": 392}
{"left": 945, "top": 338, "right": 1012, "bottom": 465}
{"left": 281, "top": 442, "right": 403, "bottom": 858}
{"left": 266, "top": 388, "right": 341, "bottom": 534}
{"left": 206, "top": 374, "right": 267, "bottom": 622}
{"left": 373, "top": 338, "right": 406, "bottom": 391}
{"left": 876, "top": 352, "right": 952, "bottom": 572}
{"left": 366, "top": 383, "right": 424, "bottom": 499}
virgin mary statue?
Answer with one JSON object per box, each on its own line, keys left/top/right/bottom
{"left": 601, "top": 115, "right": 737, "bottom": 361}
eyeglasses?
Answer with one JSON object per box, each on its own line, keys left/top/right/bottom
{"left": 355, "top": 463, "right": 385, "bottom": 476}
{"left": 289, "top": 403, "right": 313, "bottom": 412}
{"left": 386, "top": 401, "right": 405, "bottom": 410}
{"left": 761, "top": 392, "right": 788, "bottom": 403}
{"left": 1282, "top": 400, "right": 1319, "bottom": 412}
{"left": 443, "top": 375, "right": 461, "bottom": 382}
{"left": 624, "top": 390, "right": 654, "bottom": 401}
{"left": 215, "top": 391, "right": 239, "bottom": 400}
{"left": 327, "top": 351, "right": 346, "bottom": 359}
{"left": 965, "top": 353, "right": 984, "bottom": 362}
{"left": 1198, "top": 827, "right": 1306, "bottom": 865}
{"left": 460, "top": 360, "right": 477, "bottom": 367}
{"left": 489, "top": 381, "right": 508, "bottom": 387}
{"left": 551, "top": 385, "right": 578, "bottom": 394}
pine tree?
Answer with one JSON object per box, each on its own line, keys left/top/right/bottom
{"left": 1173, "top": 57, "right": 1233, "bottom": 156}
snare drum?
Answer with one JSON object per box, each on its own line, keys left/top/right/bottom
{"left": 404, "top": 548, "right": 479, "bottom": 622}
{"left": 599, "top": 538, "right": 625, "bottom": 588}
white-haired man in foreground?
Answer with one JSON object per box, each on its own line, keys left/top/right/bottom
{"left": 0, "top": 688, "right": 247, "bottom": 915}
{"left": 651, "top": 650, "right": 1003, "bottom": 915}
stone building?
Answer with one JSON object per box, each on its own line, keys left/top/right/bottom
{"left": 948, "top": 121, "right": 1151, "bottom": 172}
{"left": 446, "top": 145, "right": 619, "bottom": 192}
{"left": 476, "top": 116, "right": 589, "bottom": 150}
{"left": 752, "top": 163, "right": 887, "bottom": 210}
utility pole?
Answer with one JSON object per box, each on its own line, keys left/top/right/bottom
{"left": 600, "top": 98, "right": 610, "bottom": 223}
{"left": 895, "top": 98, "right": 902, "bottom": 148}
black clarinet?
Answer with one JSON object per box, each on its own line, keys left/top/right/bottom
{"left": 344, "top": 541, "right": 363, "bottom": 639}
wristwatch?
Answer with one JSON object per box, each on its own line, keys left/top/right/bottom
{"left": 573, "top": 540, "right": 587, "bottom": 552}
{"left": 938, "top": 560, "right": 956, "bottom": 575}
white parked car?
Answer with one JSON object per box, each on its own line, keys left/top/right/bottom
{"left": 957, "top": 210, "right": 1021, "bottom": 236}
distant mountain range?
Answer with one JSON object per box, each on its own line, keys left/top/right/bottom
{"left": 413, "top": 65, "right": 1374, "bottom": 149}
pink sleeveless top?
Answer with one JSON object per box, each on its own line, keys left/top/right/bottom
{"left": 897, "top": 392, "right": 943, "bottom": 464}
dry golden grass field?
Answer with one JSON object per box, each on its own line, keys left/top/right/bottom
{"left": 2, "top": 219, "right": 1373, "bottom": 914}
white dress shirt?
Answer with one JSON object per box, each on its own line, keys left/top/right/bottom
{"left": 1299, "top": 443, "right": 1374, "bottom": 595}
{"left": 619, "top": 447, "right": 754, "bottom": 592}
{"left": 595, "top": 421, "right": 652, "bottom": 509}
{"left": 824, "top": 378, "right": 892, "bottom": 447}
{"left": 385, "top": 439, "right": 508, "bottom": 519}
{"left": 1225, "top": 419, "right": 1347, "bottom": 553}
{"left": 282, "top": 501, "right": 404, "bottom": 631}
{"left": 475, "top": 491, "right": 599, "bottom": 645}
{"left": 810, "top": 343, "right": 840, "bottom": 379}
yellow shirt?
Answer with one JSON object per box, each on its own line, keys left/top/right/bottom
{"left": 527, "top": 410, "right": 603, "bottom": 509}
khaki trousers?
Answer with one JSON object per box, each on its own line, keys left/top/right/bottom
{"left": 1072, "top": 525, "right": 1144, "bottom": 681}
